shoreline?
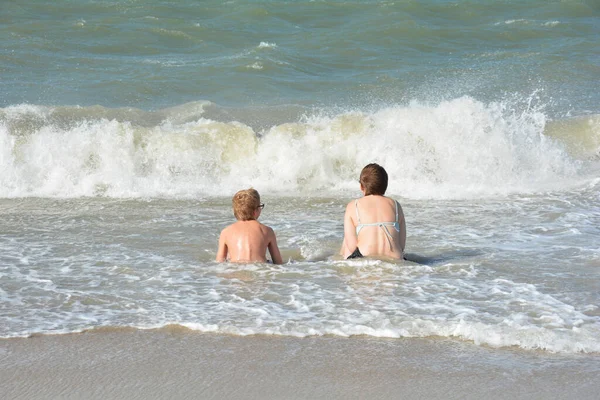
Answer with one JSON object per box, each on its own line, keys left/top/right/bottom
{"left": 1, "top": 329, "right": 599, "bottom": 400}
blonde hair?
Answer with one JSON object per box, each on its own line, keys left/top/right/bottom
{"left": 232, "top": 188, "right": 261, "bottom": 221}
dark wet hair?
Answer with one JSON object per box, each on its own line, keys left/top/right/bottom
{"left": 359, "top": 163, "right": 388, "bottom": 195}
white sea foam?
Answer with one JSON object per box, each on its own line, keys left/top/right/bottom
{"left": 258, "top": 42, "right": 277, "bottom": 49}
{"left": 2, "top": 244, "right": 598, "bottom": 353}
{"left": 247, "top": 62, "right": 263, "bottom": 69}
{"left": 0, "top": 97, "right": 590, "bottom": 199}
{"left": 543, "top": 21, "right": 560, "bottom": 27}
{"left": 502, "top": 19, "right": 528, "bottom": 25}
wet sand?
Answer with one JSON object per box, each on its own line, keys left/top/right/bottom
{"left": 1, "top": 329, "right": 599, "bottom": 400}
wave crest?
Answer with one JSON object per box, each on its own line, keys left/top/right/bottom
{"left": 0, "top": 97, "right": 592, "bottom": 199}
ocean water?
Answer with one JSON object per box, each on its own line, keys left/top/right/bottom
{"left": 1, "top": 0, "right": 600, "bottom": 360}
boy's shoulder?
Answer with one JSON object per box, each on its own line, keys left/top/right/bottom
{"left": 220, "top": 221, "right": 241, "bottom": 236}
{"left": 253, "top": 221, "right": 274, "bottom": 235}
{"left": 252, "top": 221, "right": 276, "bottom": 237}
{"left": 222, "top": 220, "right": 271, "bottom": 232}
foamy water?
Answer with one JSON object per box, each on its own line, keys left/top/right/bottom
{"left": 1, "top": 0, "right": 599, "bottom": 360}
{"left": 1, "top": 177, "right": 599, "bottom": 353}
{"left": 0, "top": 97, "right": 594, "bottom": 199}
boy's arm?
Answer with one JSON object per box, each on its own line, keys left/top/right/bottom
{"left": 216, "top": 230, "right": 228, "bottom": 262}
{"left": 267, "top": 227, "right": 284, "bottom": 265}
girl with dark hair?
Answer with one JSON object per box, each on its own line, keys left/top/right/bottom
{"left": 340, "top": 164, "right": 406, "bottom": 260}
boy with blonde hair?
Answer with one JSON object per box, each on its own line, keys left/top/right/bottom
{"left": 216, "top": 188, "right": 283, "bottom": 264}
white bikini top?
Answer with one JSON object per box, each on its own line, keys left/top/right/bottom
{"left": 355, "top": 199, "right": 400, "bottom": 248}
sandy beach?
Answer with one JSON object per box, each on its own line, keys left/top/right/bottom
{"left": 1, "top": 329, "right": 598, "bottom": 400}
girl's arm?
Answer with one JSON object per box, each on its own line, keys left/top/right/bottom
{"left": 398, "top": 203, "right": 406, "bottom": 253}
{"left": 342, "top": 202, "right": 357, "bottom": 258}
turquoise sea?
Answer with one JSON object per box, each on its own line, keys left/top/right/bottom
{"left": 1, "top": 1, "right": 600, "bottom": 397}
{"left": 2, "top": 0, "right": 599, "bottom": 112}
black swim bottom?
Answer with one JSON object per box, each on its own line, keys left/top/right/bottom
{"left": 347, "top": 248, "right": 364, "bottom": 259}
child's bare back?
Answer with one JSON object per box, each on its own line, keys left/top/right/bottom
{"left": 216, "top": 189, "right": 283, "bottom": 264}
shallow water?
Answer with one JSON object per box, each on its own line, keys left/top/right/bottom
{"left": 1, "top": 189, "right": 599, "bottom": 354}
{"left": 1, "top": 0, "right": 599, "bottom": 368}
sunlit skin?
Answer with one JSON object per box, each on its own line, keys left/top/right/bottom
{"left": 216, "top": 206, "right": 283, "bottom": 264}
{"left": 340, "top": 184, "right": 406, "bottom": 260}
